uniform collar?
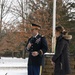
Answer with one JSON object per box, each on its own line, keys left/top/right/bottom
{"left": 33, "top": 33, "right": 39, "bottom": 38}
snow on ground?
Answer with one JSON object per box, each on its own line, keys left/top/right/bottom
{"left": 0, "top": 57, "right": 28, "bottom": 75}
{"left": 0, "top": 53, "right": 53, "bottom": 75}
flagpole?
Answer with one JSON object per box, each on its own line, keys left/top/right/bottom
{"left": 52, "top": 0, "right": 56, "bottom": 53}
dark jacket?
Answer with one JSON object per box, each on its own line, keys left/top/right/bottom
{"left": 52, "top": 34, "right": 72, "bottom": 75}
{"left": 26, "top": 34, "right": 48, "bottom": 66}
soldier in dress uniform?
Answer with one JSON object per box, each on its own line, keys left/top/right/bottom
{"left": 26, "top": 23, "right": 48, "bottom": 75}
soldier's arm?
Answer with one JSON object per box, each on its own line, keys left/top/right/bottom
{"left": 25, "top": 38, "right": 32, "bottom": 51}
{"left": 39, "top": 36, "right": 48, "bottom": 55}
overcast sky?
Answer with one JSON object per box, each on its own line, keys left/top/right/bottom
{"left": 1, "top": 0, "right": 75, "bottom": 27}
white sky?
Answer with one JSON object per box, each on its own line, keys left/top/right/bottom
{"left": 1, "top": 0, "right": 75, "bottom": 27}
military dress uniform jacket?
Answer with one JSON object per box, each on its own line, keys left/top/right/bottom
{"left": 26, "top": 34, "right": 48, "bottom": 66}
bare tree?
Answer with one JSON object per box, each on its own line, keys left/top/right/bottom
{"left": 0, "top": 0, "right": 13, "bottom": 33}
{"left": 10, "top": 0, "right": 29, "bottom": 26}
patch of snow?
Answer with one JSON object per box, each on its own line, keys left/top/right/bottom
{"left": 0, "top": 57, "right": 28, "bottom": 75}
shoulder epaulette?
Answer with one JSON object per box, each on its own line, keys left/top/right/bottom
{"left": 41, "top": 35, "right": 44, "bottom": 37}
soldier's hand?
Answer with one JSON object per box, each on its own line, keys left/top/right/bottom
{"left": 27, "top": 42, "right": 32, "bottom": 50}
{"left": 32, "top": 51, "right": 39, "bottom": 56}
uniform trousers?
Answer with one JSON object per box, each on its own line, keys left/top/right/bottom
{"left": 28, "top": 65, "right": 42, "bottom": 75}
